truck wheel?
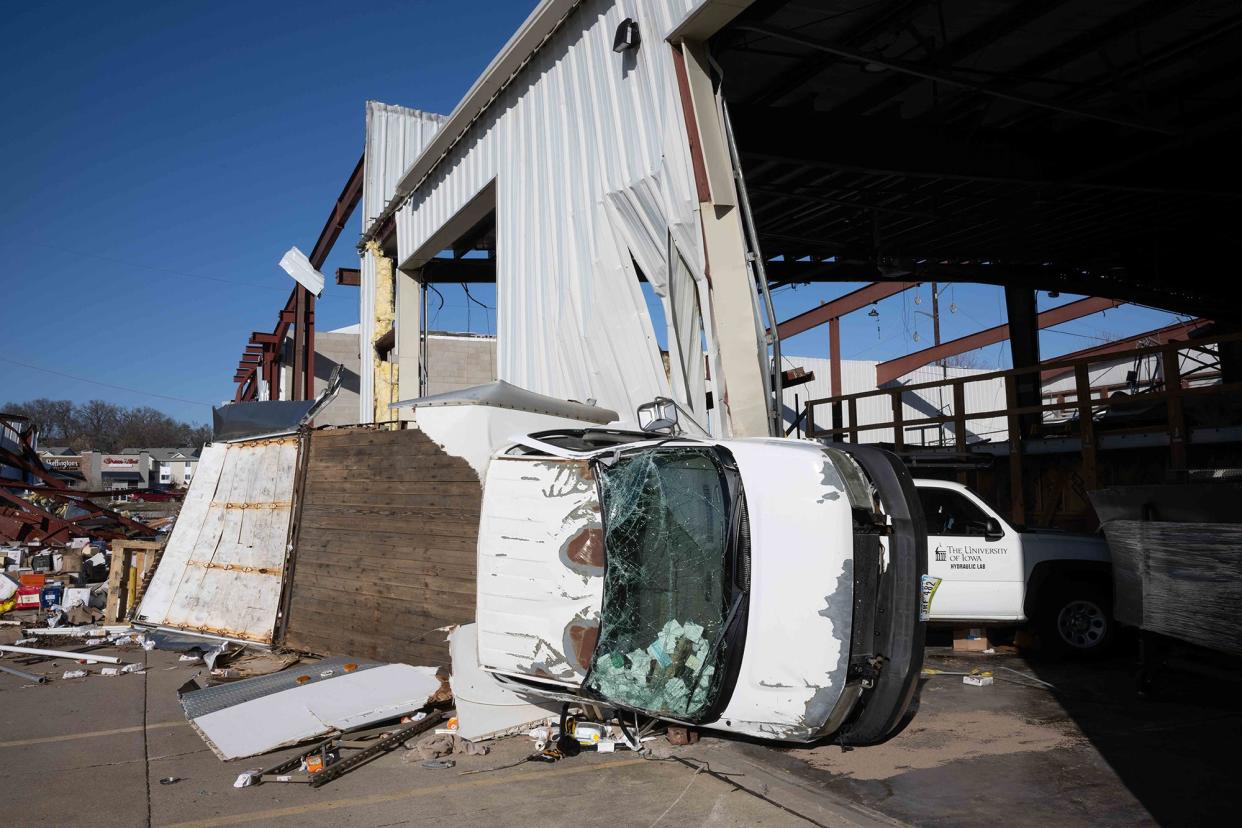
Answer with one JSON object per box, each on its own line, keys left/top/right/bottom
{"left": 1039, "top": 582, "right": 1114, "bottom": 658}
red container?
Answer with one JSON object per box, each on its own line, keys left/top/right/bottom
{"left": 15, "top": 585, "right": 41, "bottom": 610}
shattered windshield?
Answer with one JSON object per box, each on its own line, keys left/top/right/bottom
{"left": 584, "top": 447, "right": 736, "bottom": 720}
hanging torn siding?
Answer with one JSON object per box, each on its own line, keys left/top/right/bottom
{"left": 135, "top": 438, "right": 299, "bottom": 643}
{"left": 280, "top": 427, "right": 481, "bottom": 666}
{"left": 393, "top": 0, "right": 707, "bottom": 426}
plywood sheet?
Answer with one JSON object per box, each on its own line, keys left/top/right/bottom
{"left": 281, "top": 427, "right": 482, "bottom": 666}
{"left": 135, "top": 437, "right": 298, "bottom": 643}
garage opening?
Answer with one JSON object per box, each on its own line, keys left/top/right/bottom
{"left": 705, "top": 0, "right": 1242, "bottom": 526}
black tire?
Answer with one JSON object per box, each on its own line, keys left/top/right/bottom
{"left": 1038, "top": 581, "right": 1115, "bottom": 658}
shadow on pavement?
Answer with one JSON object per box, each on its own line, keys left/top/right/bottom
{"left": 1024, "top": 636, "right": 1242, "bottom": 827}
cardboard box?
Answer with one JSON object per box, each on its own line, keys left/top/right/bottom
{"left": 953, "top": 627, "right": 991, "bottom": 652}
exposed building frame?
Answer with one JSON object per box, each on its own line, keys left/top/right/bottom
{"left": 875, "top": 296, "right": 1123, "bottom": 385}
{"left": 233, "top": 154, "right": 364, "bottom": 402}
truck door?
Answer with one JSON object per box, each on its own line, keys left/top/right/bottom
{"left": 918, "top": 485, "right": 1023, "bottom": 621}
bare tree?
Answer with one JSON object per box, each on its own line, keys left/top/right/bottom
{"left": 1, "top": 398, "right": 212, "bottom": 452}
{"left": 942, "top": 352, "right": 985, "bottom": 370}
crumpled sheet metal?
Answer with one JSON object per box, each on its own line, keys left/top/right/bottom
{"left": 146, "top": 629, "right": 243, "bottom": 671}
{"left": 1102, "top": 520, "right": 1242, "bottom": 656}
{"left": 475, "top": 456, "right": 604, "bottom": 687}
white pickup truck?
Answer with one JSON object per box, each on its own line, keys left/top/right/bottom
{"left": 914, "top": 479, "right": 1114, "bottom": 655}
{"left": 473, "top": 425, "right": 926, "bottom": 745}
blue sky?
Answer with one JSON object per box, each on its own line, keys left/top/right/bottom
{"left": 0, "top": 0, "right": 1185, "bottom": 425}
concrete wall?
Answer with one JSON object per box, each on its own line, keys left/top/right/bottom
{"left": 313, "top": 331, "right": 363, "bottom": 427}
{"left": 311, "top": 330, "right": 492, "bottom": 423}
{"left": 423, "top": 334, "right": 497, "bottom": 396}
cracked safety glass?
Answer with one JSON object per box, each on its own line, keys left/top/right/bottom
{"left": 584, "top": 448, "right": 734, "bottom": 719}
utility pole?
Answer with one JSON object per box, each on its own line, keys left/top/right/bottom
{"left": 932, "top": 282, "right": 945, "bottom": 446}
{"left": 915, "top": 282, "right": 947, "bottom": 446}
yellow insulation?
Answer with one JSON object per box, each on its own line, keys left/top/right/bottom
{"left": 367, "top": 242, "right": 398, "bottom": 423}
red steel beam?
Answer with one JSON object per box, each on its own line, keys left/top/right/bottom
{"left": 304, "top": 292, "right": 316, "bottom": 401}
{"left": 233, "top": 152, "right": 360, "bottom": 400}
{"left": 776, "top": 281, "right": 919, "bottom": 339}
{"left": 309, "top": 154, "right": 364, "bottom": 269}
{"left": 336, "top": 267, "right": 361, "bottom": 286}
{"left": 876, "top": 296, "right": 1124, "bottom": 385}
{"left": 0, "top": 445, "right": 67, "bottom": 490}
{"left": 0, "top": 487, "right": 123, "bottom": 542}
{"left": 1040, "top": 318, "right": 1209, "bottom": 381}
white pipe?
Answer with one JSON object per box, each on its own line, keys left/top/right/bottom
{"left": 23, "top": 626, "right": 131, "bottom": 638}
{"left": 0, "top": 645, "right": 123, "bottom": 664}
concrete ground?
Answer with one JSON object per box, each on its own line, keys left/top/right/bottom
{"left": 0, "top": 627, "right": 878, "bottom": 828}
{"left": 3, "top": 624, "right": 1239, "bottom": 827}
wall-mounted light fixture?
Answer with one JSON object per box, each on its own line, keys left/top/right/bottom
{"left": 613, "top": 18, "right": 640, "bottom": 53}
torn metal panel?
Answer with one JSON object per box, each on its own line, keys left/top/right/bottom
{"left": 182, "top": 663, "right": 441, "bottom": 760}
{"left": 475, "top": 455, "right": 604, "bottom": 687}
{"left": 391, "top": 380, "right": 618, "bottom": 424}
{"left": 213, "top": 365, "right": 341, "bottom": 442}
{"left": 178, "top": 656, "right": 386, "bottom": 720}
{"left": 135, "top": 438, "right": 299, "bottom": 644}
{"left": 449, "top": 624, "right": 561, "bottom": 742}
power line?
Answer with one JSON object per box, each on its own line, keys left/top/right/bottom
{"left": 0, "top": 356, "right": 215, "bottom": 408}
{"left": 24, "top": 242, "right": 288, "bottom": 292}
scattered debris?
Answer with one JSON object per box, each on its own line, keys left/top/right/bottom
{"left": 238, "top": 711, "right": 444, "bottom": 788}
{"left": 666, "top": 726, "right": 700, "bottom": 746}
{"left": 0, "top": 663, "right": 46, "bottom": 683}
{"left": 414, "top": 733, "right": 489, "bottom": 760}
{"left": 420, "top": 759, "right": 455, "bottom": 770}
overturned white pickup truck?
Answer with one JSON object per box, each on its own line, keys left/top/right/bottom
{"left": 472, "top": 424, "right": 926, "bottom": 745}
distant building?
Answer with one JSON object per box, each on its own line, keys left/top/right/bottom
{"left": 36, "top": 446, "right": 86, "bottom": 488}
{"left": 34, "top": 447, "right": 201, "bottom": 491}
{"left": 122, "top": 447, "right": 201, "bottom": 489}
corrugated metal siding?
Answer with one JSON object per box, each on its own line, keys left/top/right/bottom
{"left": 394, "top": 0, "right": 701, "bottom": 420}
{"left": 359, "top": 103, "right": 445, "bottom": 424}
{"left": 363, "top": 102, "right": 446, "bottom": 230}
{"left": 781, "top": 357, "right": 1008, "bottom": 446}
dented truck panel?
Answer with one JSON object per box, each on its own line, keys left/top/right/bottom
{"left": 476, "top": 455, "right": 604, "bottom": 686}
{"left": 710, "top": 440, "right": 856, "bottom": 741}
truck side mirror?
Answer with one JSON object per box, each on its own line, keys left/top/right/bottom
{"left": 637, "top": 397, "right": 679, "bottom": 434}
{"left": 984, "top": 517, "right": 1004, "bottom": 542}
